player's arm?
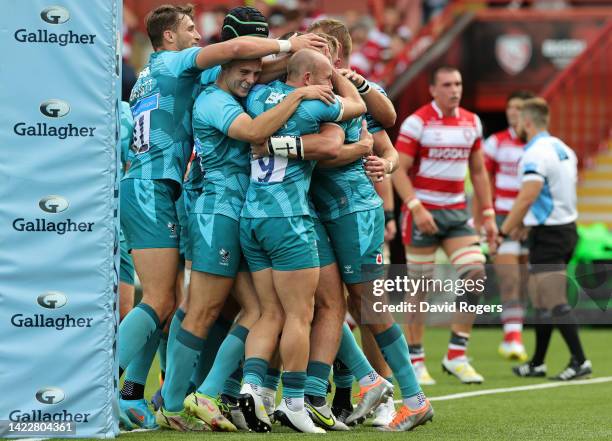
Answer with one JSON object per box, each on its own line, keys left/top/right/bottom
{"left": 339, "top": 69, "right": 396, "bottom": 128}
{"left": 500, "top": 181, "right": 542, "bottom": 236}
{"left": 195, "top": 33, "right": 328, "bottom": 70}
{"left": 332, "top": 70, "right": 366, "bottom": 121}
{"left": 258, "top": 54, "right": 291, "bottom": 84}
{"left": 473, "top": 135, "right": 498, "bottom": 229}
{"left": 228, "top": 85, "right": 335, "bottom": 145}
{"left": 469, "top": 148, "right": 497, "bottom": 248}
{"left": 252, "top": 123, "right": 345, "bottom": 160}
{"left": 317, "top": 120, "right": 373, "bottom": 167}
{"left": 364, "top": 130, "right": 399, "bottom": 182}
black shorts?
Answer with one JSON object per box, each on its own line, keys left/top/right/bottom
{"left": 527, "top": 223, "right": 577, "bottom": 272}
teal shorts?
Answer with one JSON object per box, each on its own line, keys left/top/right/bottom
{"left": 119, "top": 232, "right": 134, "bottom": 285}
{"left": 324, "top": 207, "right": 385, "bottom": 284}
{"left": 400, "top": 207, "right": 476, "bottom": 247}
{"left": 240, "top": 215, "right": 319, "bottom": 272}
{"left": 179, "top": 188, "right": 201, "bottom": 261}
{"left": 121, "top": 178, "right": 180, "bottom": 250}
{"left": 313, "top": 216, "right": 336, "bottom": 268}
{"left": 190, "top": 212, "right": 246, "bottom": 277}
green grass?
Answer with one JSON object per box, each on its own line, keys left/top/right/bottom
{"left": 58, "top": 327, "right": 612, "bottom": 440}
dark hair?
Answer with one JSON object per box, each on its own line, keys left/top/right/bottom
{"left": 507, "top": 90, "right": 535, "bottom": 102}
{"left": 221, "top": 6, "right": 269, "bottom": 41}
{"left": 430, "top": 65, "right": 460, "bottom": 85}
{"left": 145, "top": 4, "right": 195, "bottom": 49}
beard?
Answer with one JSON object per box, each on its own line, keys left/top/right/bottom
{"left": 517, "top": 127, "right": 528, "bottom": 143}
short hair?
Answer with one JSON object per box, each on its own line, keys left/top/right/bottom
{"left": 521, "top": 97, "right": 550, "bottom": 128}
{"left": 221, "top": 6, "right": 269, "bottom": 41}
{"left": 315, "top": 32, "right": 339, "bottom": 60}
{"left": 146, "top": 4, "right": 195, "bottom": 49}
{"left": 507, "top": 90, "right": 535, "bottom": 102}
{"left": 430, "top": 65, "right": 460, "bottom": 85}
{"left": 308, "top": 19, "right": 352, "bottom": 60}
{"left": 287, "top": 49, "right": 323, "bottom": 81}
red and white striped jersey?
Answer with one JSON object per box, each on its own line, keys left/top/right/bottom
{"left": 483, "top": 128, "right": 525, "bottom": 215}
{"left": 395, "top": 101, "right": 483, "bottom": 210}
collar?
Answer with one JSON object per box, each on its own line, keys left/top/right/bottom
{"left": 525, "top": 130, "right": 549, "bottom": 151}
{"left": 508, "top": 127, "right": 517, "bottom": 139}
{"left": 431, "top": 100, "right": 459, "bottom": 118}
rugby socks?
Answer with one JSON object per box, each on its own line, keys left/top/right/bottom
{"left": 502, "top": 300, "right": 524, "bottom": 343}
{"left": 190, "top": 317, "right": 233, "bottom": 389}
{"left": 282, "top": 371, "right": 307, "bottom": 411}
{"left": 409, "top": 344, "right": 425, "bottom": 364}
{"left": 260, "top": 368, "right": 281, "bottom": 404}
{"left": 531, "top": 309, "right": 553, "bottom": 366}
{"left": 305, "top": 361, "right": 331, "bottom": 406}
{"left": 162, "top": 327, "right": 205, "bottom": 412}
{"left": 332, "top": 359, "right": 353, "bottom": 411}
{"left": 222, "top": 365, "right": 244, "bottom": 400}
{"left": 118, "top": 302, "right": 161, "bottom": 372}
{"left": 243, "top": 357, "right": 268, "bottom": 390}
{"left": 404, "top": 391, "right": 428, "bottom": 411}
{"left": 337, "top": 323, "right": 379, "bottom": 385}
{"left": 374, "top": 324, "right": 421, "bottom": 398}
{"left": 121, "top": 328, "right": 162, "bottom": 400}
{"left": 158, "top": 332, "right": 168, "bottom": 381}
{"left": 447, "top": 331, "right": 469, "bottom": 360}
{"left": 552, "top": 305, "right": 586, "bottom": 365}
{"left": 197, "top": 325, "right": 249, "bottom": 397}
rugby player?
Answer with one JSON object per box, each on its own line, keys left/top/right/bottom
{"left": 393, "top": 66, "right": 497, "bottom": 385}
{"left": 307, "top": 19, "right": 433, "bottom": 432}
{"left": 238, "top": 49, "right": 366, "bottom": 434}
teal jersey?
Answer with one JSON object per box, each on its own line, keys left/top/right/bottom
{"left": 242, "top": 80, "right": 342, "bottom": 218}
{"left": 310, "top": 114, "right": 382, "bottom": 221}
{"left": 125, "top": 47, "right": 202, "bottom": 184}
{"left": 119, "top": 101, "right": 134, "bottom": 174}
{"left": 191, "top": 84, "right": 250, "bottom": 221}
{"left": 184, "top": 65, "right": 223, "bottom": 191}
{"left": 364, "top": 81, "right": 386, "bottom": 134}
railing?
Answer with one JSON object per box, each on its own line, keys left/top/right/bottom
{"left": 541, "top": 20, "right": 612, "bottom": 167}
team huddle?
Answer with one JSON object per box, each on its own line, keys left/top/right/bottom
{"left": 116, "top": 3, "right": 591, "bottom": 435}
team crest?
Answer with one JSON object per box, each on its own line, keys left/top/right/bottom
{"left": 463, "top": 128, "right": 475, "bottom": 143}
{"left": 376, "top": 253, "right": 383, "bottom": 265}
{"left": 495, "top": 33, "right": 532, "bottom": 75}
{"left": 219, "top": 248, "right": 230, "bottom": 266}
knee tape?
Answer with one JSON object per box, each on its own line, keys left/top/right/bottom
{"left": 406, "top": 252, "right": 436, "bottom": 279}
{"left": 449, "top": 244, "right": 486, "bottom": 279}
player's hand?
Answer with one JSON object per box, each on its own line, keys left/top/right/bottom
{"left": 338, "top": 68, "right": 367, "bottom": 89}
{"left": 384, "top": 219, "right": 397, "bottom": 242}
{"left": 412, "top": 204, "right": 438, "bottom": 235}
{"left": 355, "top": 120, "right": 373, "bottom": 156}
{"left": 483, "top": 216, "right": 498, "bottom": 254}
{"left": 364, "top": 155, "right": 390, "bottom": 182}
{"left": 510, "top": 225, "right": 529, "bottom": 242}
{"left": 251, "top": 141, "right": 269, "bottom": 159}
{"left": 289, "top": 33, "right": 328, "bottom": 52}
{"left": 299, "top": 85, "right": 335, "bottom": 105}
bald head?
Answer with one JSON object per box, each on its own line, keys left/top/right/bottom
{"left": 286, "top": 49, "right": 332, "bottom": 87}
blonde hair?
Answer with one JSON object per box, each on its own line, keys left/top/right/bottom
{"left": 308, "top": 19, "right": 352, "bottom": 60}
{"left": 522, "top": 97, "right": 550, "bottom": 129}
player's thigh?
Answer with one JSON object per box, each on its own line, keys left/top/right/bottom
{"left": 120, "top": 178, "right": 180, "bottom": 250}
{"left": 324, "top": 207, "right": 385, "bottom": 284}
{"left": 119, "top": 233, "right": 135, "bottom": 286}
{"left": 315, "top": 262, "right": 346, "bottom": 313}
{"left": 273, "top": 267, "right": 319, "bottom": 320}
{"left": 250, "top": 268, "right": 284, "bottom": 319}
{"left": 232, "top": 271, "right": 260, "bottom": 315}
{"left": 187, "top": 269, "right": 234, "bottom": 311}
{"left": 131, "top": 248, "right": 179, "bottom": 308}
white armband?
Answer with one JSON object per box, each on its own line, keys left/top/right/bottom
{"left": 334, "top": 99, "right": 344, "bottom": 122}
{"left": 278, "top": 39, "right": 292, "bottom": 54}
{"left": 268, "top": 136, "right": 303, "bottom": 159}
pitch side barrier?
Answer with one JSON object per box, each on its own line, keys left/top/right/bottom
{"left": 0, "top": 1, "right": 121, "bottom": 438}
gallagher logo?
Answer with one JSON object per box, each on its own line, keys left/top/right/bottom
{"left": 39, "top": 195, "right": 69, "bottom": 213}
{"left": 40, "top": 6, "right": 70, "bottom": 24}
{"left": 40, "top": 100, "right": 70, "bottom": 119}
{"left": 37, "top": 292, "right": 68, "bottom": 309}
{"left": 35, "top": 387, "right": 65, "bottom": 405}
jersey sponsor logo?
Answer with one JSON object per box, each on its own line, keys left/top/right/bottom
{"left": 265, "top": 91, "right": 287, "bottom": 105}
{"left": 39, "top": 195, "right": 69, "bottom": 214}
{"left": 427, "top": 147, "right": 471, "bottom": 160}
{"left": 495, "top": 33, "right": 532, "bottom": 75}
{"left": 40, "top": 6, "right": 70, "bottom": 24}
{"left": 37, "top": 292, "right": 68, "bottom": 309}
{"left": 36, "top": 388, "right": 65, "bottom": 405}
{"left": 40, "top": 99, "right": 70, "bottom": 118}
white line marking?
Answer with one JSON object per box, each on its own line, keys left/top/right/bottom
{"left": 394, "top": 376, "right": 612, "bottom": 403}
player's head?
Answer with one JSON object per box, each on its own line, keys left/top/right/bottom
{"left": 221, "top": 6, "right": 269, "bottom": 41}
{"left": 506, "top": 90, "right": 535, "bottom": 131}
{"left": 308, "top": 19, "right": 351, "bottom": 68}
{"left": 146, "top": 4, "right": 200, "bottom": 51}
{"left": 220, "top": 58, "right": 263, "bottom": 98}
{"left": 517, "top": 97, "right": 549, "bottom": 141}
{"left": 314, "top": 33, "right": 340, "bottom": 66}
{"left": 429, "top": 66, "right": 462, "bottom": 114}
{"left": 286, "top": 49, "right": 333, "bottom": 88}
